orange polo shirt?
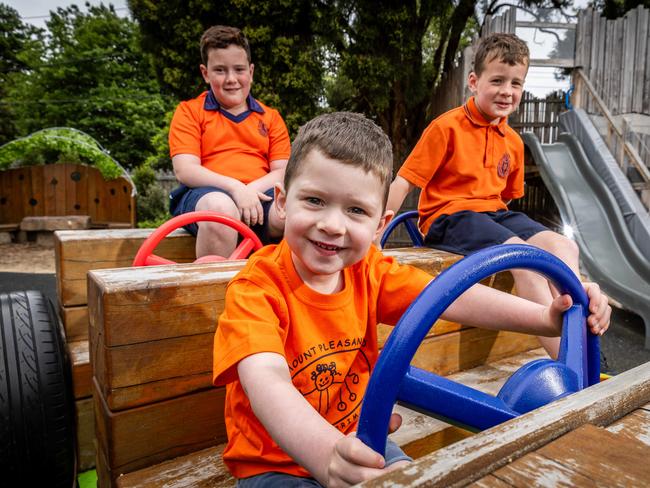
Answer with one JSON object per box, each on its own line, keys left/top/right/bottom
{"left": 213, "top": 240, "right": 432, "bottom": 479}
{"left": 169, "top": 91, "right": 291, "bottom": 184}
{"left": 398, "top": 96, "right": 525, "bottom": 235}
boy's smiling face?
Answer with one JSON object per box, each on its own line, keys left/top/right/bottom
{"left": 275, "top": 149, "right": 392, "bottom": 294}
{"left": 468, "top": 57, "right": 527, "bottom": 124}
{"left": 200, "top": 44, "right": 254, "bottom": 115}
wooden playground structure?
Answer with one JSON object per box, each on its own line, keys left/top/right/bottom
{"left": 0, "top": 162, "right": 135, "bottom": 236}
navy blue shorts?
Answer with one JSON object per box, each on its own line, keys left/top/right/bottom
{"left": 169, "top": 185, "right": 279, "bottom": 245}
{"left": 425, "top": 209, "right": 548, "bottom": 255}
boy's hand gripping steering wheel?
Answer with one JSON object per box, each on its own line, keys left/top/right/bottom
{"left": 357, "top": 244, "right": 599, "bottom": 455}
{"left": 132, "top": 211, "right": 263, "bottom": 266}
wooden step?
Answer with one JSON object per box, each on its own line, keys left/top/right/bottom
{"left": 114, "top": 349, "right": 548, "bottom": 488}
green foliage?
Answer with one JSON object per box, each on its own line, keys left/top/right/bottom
{"left": 0, "top": 128, "right": 124, "bottom": 179}
{"left": 2, "top": 4, "right": 174, "bottom": 170}
{"left": 0, "top": 4, "right": 45, "bottom": 144}
{"left": 131, "top": 161, "right": 170, "bottom": 226}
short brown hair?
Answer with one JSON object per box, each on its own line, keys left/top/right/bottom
{"left": 473, "top": 33, "right": 529, "bottom": 76}
{"left": 284, "top": 112, "right": 393, "bottom": 209}
{"left": 200, "top": 25, "right": 251, "bottom": 65}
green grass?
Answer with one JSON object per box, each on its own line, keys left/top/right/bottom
{"left": 78, "top": 469, "right": 97, "bottom": 488}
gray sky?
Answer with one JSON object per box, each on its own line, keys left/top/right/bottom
{"left": 3, "top": 0, "right": 129, "bottom": 29}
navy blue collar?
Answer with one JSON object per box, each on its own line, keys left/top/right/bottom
{"left": 204, "top": 90, "right": 264, "bottom": 122}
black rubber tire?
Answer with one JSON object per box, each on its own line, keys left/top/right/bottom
{"left": 0, "top": 290, "right": 76, "bottom": 487}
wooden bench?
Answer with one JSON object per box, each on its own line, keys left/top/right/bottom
{"left": 55, "top": 228, "right": 196, "bottom": 470}
{"left": 87, "top": 246, "right": 540, "bottom": 486}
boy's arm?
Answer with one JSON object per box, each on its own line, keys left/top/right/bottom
{"left": 442, "top": 282, "right": 610, "bottom": 337}
{"left": 386, "top": 175, "right": 415, "bottom": 216}
{"left": 238, "top": 352, "right": 398, "bottom": 486}
{"left": 246, "top": 158, "right": 288, "bottom": 193}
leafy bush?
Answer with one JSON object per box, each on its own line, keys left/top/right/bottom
{"left": 132, "top": 162, "right": 170, "bottom": 227}
{"left": 0, "top": 127, "right": 125, "bottom": 179}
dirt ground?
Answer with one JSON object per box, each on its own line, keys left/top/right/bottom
{"left": 0, "top": 242, "right": 55, "bottom": 274}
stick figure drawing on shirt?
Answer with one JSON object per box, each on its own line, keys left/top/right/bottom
{"left": 304, "top": 362, "right": 360, "bottom": 414}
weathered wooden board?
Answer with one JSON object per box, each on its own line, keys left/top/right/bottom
{"left": 76, "top": 397, "right": 95, "bottom": 472}
{"left": 88, "top": 248, "right": 519, "bottom": 411}
{"left": 61, "top": 304, "right": 88, "bottom": 341}
{"left": 69, "top": 339, "right": 91, "bottom": 399}
{"left": 605, "top": 405, "right": 650, "bottom": 447}
{"left": 358, "top": 361, "right": 650, "bottom": 487}
{"left": 535, "top": 424, "right": 650, "bottom": 485}
{"left": 94, "top": 379, "right": 227, "bottom": 481}
{"left": 54, "top": 228, "right": 196, "bottom": 307}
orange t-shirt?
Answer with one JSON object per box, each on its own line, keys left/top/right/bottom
{"left": 169, "top": 91, "right": 291, "bottom": 184}
{"left": 212, "top": 240, "right": 432, "bottom": 479}
{"left": 398, "top": 96, "right": 525, "bottom": 235}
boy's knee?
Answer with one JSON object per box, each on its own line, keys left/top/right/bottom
{"left": 196, "top": 191, "right": 239, "bottom": 217}
{"left": 529, "top": 231, "right": 578, "bottom": 259}
{"left": 547, "top": 233, "right": 579, "bottom": 260}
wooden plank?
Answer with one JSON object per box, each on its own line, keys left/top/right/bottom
{"left": 30, "top": 164, "right": 44, "bottom": 217}
{"left": 606, "top": 408, "right": 650, "bottom": 448}
{"left": 76, "top": 397, "right": 96, "bottom": 472}
{"left": 536, "top": 424, "right": 650, "bottom": 485}
{"left": 89, "top": 247, "right": 463, "bottom": 347}
{"left": 632, "top": 7, "right": 648, "bottom": 113}
{"left": 116, "top": 445, "right": 234, "bottom": 488}
{"left": 93, "top": 379, "right": 228, "bottom": 474}
{"left": 69, "top": 339, "right": 91, "bottom": 399}
{"left": 55, "top": 228, "right": 196, "bottom": 306}
{"left": 96, "top": 325, "right": 538, "bottom": 412}
{"left": 357, "top": 360, "right": 650, "bottom": 487}
{"left": 75, "top": 164, "right": 89, "bottom": 216}
{"left": 484, "top": 450, "right": 598, "bottom": 487}
{"left": 469, "top": 475, "right": 514, "bottom": 487}
{"left": 639, "top": 7, "right": 650, "bottom": 114}
{"left": 54, "top": 164, "right": 67, "bottom": 216}
{"left": 621, "top": 9, "right": 637, "bottom": 113}
{"left": 42, "top": 163, "right": 58, "bottom": 216}
{"left": 61, "top": 304, "right": 88, "bottom": 341}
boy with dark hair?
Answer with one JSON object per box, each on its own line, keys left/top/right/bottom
{"left": 169, "top": 25, "right": 291, "bottom": 258}
{"left": 213, "top": 111, "right": 610, "bottom": 487}
{"left": 386, "top": 33, "right": 580, "bottom": 357}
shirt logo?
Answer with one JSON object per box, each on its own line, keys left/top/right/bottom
{"left": 497, "top": 153, "right": 511, "bottom": 178}
{"left": 258, "top": 120, "right": 269, "bottom": 137}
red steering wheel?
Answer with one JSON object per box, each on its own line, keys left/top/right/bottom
{"left": 132, "top": 211, "right": 263, "bottom": 267}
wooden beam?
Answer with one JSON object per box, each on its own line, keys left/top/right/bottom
{"left": 358, "top": 361, "right": 650, "bottom": 487}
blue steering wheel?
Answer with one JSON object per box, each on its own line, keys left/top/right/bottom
{"left": 357, "top": 244, "right": 599, "bottom": 455}
{"left": 381, "top": 210, "right": 423, "bottom": 248}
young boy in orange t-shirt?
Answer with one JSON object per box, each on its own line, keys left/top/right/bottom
{"left": 169, "top": 25, "right": 291, "bottom": 258}
{"left": 213, "top": 112, "right": 611, "bottom": 487}
{"left": 386, "top": 33, "right": 579, "bottom": 358}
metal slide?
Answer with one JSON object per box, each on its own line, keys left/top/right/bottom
{"left": 523, "top": 132, "right": 650, "bottom": 348}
